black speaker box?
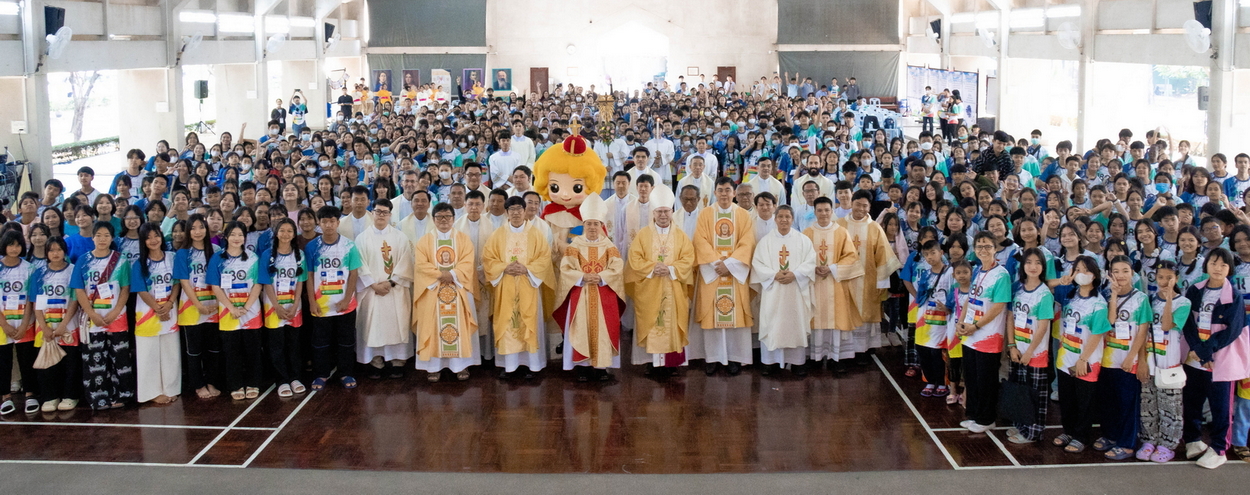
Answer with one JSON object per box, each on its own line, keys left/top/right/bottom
{"left": 194, "top": 80, "right": 209, "bottom": 99}
{"left": 44, "top": 6, "right": 65, "bottom": 36}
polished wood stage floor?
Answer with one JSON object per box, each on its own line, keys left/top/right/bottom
{"left": 0, "top": 344, "right": 1209, "bottom": 472}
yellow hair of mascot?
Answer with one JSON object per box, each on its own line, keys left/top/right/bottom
{"left": 533, "top": 135, "right": 606, "bottom": 208}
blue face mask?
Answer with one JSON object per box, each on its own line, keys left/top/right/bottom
{"left": 381, "top": 146, "right": 390, "bottom": 155}
{"left": 1155, "top": 183, "right": 1170, "bottom": 193}
{"left": 720, "top": 130, "right": 730, "bottom": 136}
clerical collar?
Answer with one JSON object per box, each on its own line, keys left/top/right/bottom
{"left": 436, "top": 229, "right": 452, "bottom": 240}
{"left": 814, "top": 221, "right": 835, "bottom": 230}
{"left": 508, "top": 223, "right": 526, "bottom": 232}
{"left": 370, "top": 225, "right": 388, "bottom": 235}
{"left": 849, "top": 215, "right": 868, "bottom": 223}
{"left": 716, "top": 204, "right": 734, "bottom": 214}
{"left": 776, "top": 229, "right": 795, "bottom": 237}
{"left": 656, "top": 225, "right": 670, "bottom": 234}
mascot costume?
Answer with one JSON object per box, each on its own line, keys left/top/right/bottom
{"left": 533, "top": 118, "right": 608, "bottom": 264}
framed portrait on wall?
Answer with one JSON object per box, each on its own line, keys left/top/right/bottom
{"left": 372, "top": 69, "right": 392, "bottom": 92}
{"left": 491, "top": 69, "right": 512, "bottom": 91}
{"left": 462, "top": 68, "right": 484, "bottom": 92}
{"left": 401, "top": 70, "right": 420, "bottom": 93}
{"left": 431, "top": 69, "right": 451, "bottom": 102}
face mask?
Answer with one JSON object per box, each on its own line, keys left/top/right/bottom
{"left": 705, "top": 127, "right": 714, "bottom": 134}
{"left": 540, "top": 132, "right": 549, "bottom": 139}
{"left": 1031, "top": 138, "right": 1040, "bottom": 145}
{"left": 269, "top": 128, "right": 279, "bottom": 135}
{"left": 439, "top": 171, "right": 451, "bottom": 180}
{"left": 720, "top": 130, "right": 730, "bottom": 136}
{"left": 336, "top": 115, "right": 344, "bottom": 121}
{"left": 369, "top": 128, "right": 378, "bottom": 134}
{"left": 436, "top": 115, "right": 444, "bottom": 120}
{"left": 241, "top": 162, "right": 252, "bottom": 172}
{"left": 625, "top": 135, "right": 635, "bottom": 142}
{"left": 312, "top": 141, "right": 321, "bottom": 148}
{"left": 771, "top": 140, "right": 780, "bottom": 146}
{"left": 748, "top": 118, "right": 757, "bottom": 125}
{"left": 383, "top": 111, "right": 390, "bottom": 117}
{"left": 1155, "top": 183, "right": 1170, "bottom": 193}
{"left": 863, "top": 140, "right": 872, "bottom": 148}
{"left": 381, "top": 146, "right": 390, "bottom": 155}
{"left": 920, "top": 141, "right": 932, "bottom": 150}
{"left": 718, "top": 111, "right": 728, "bottom": 119}
{"left": 924, "top": 159, "right": 935, "bottom": 167}
{"left": 1073, "top": 273, "right": 1094, "bottom": 286}
{"left": 309, "top": 165, "right": 320, "bottom": 174}
{"left": 468, "top": 134, "right": 475, "bottom": 141}
{"left": 458, "top": 142, "right": 467, "bottom": 148}
{"left": 1115, "top": 144, "right": 1124, "bottom": 152}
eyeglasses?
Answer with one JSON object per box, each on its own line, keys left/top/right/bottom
{"left": 433, "top": 214, "right": 454, "bottom": 220}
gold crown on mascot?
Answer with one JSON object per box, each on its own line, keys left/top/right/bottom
{"left": 533, "top": 120, "right": 607, "bottom": 221}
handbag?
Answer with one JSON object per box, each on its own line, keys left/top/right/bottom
{"left": 1150, "top": 322, "right": 1186, "bottom": 390}
{"left": 997, "top": 380, "right": 1035, "bottom": 425}
{"left": 33, "top": 340, "right": 66, "bottom": 370}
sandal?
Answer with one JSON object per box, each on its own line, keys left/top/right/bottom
{"left": 1052, "top": 434, "right": 1074, "bottom": 447}
{"left": 920, "top": 385, "right": 935, "bottom": 397}
{"left": 1064, "top": 439, "right": 1087, "bottom": 454}
{"left": 245, "top": 387, "right": 259, "bottom": 399}
{"left": 277, "top": 384, "right": 293, "bottom": 398}
{"left": 904, "top": 366, "right": 919, "bottom": 377}
{"left": 341, "top": 376, "right": 357, "bottom": 389}
{"left": 1105, "top": 447, "right": 1135, "bottom": 460}
{"left": 1092, "top": 437, "right": 1114, "bottom": 452}
{"left": 291, "top": 380, "right": 307, "bottom": 394}
{"left": 24, "top": 398, "right": 39, "bottom": 414}
{"left": 1150, "top": 446, "right": 1176, "bottom": 463}
{"left": 230, "top": 389, "right": 246, "bottom": 401}
{"left": 933, "top": 385, "right": 950, "bottom": 397}
{"left": 311, "top": 377, "right": 328, "bottom": 391}
{"left": 1136, "top": 443, "right": 1156, "bottom": 461}
{"left": 0, "top": 399, "right": 14, "bottom": 415}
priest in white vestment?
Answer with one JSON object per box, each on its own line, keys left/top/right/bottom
{"left": 745, "top": 158, "right": 787, "bottom": 205}
{"left": 397, "top": 190, "right": 435, "bottom": 243}
{"left": 353, "top": 198, "right": 415, "bottom": 375}
{"left": 675, "top": 155, "right": 715, "bottom": 207}
{"left": 751, "top": 205, "right": 816, "bottom": 374}
{"left": 454, "top": 191, "right": 497, "bottom": 361}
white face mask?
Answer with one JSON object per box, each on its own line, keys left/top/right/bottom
{"left": 439, "top": 171, "right": 451, "bottom": 180}
{"left": 1073, "top": 273, "right": 1094, "bottom": 286}
{"left": 920, "top": 141, "right": 933, "bottom": 150}
{"left": 924, "top": 159, "right": 935, "bottom": 167}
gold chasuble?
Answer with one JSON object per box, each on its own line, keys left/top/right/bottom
{"left": 803, "top": 222, "right": 864, "bottom": 331}
{"left": 482, "top": 223, "right": 555, "bottom": 355}
{"left": 626, "top": 225, "right": 695, "bottom": 355}
{"left": 554, "top": 236, "right": 626, "bottom": 368}
{"left": 412, "top": 230, "right": 478, "bottom": 359}
{"left": 693, "top": 205, "right": 756, "bottom": 329}
{"left": 835, "top": 215, "right": 903, "bottom": 323}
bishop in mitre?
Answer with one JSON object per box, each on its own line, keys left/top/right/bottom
{"left": 553, "top": 193, "right": 626, "bottom": 381}
{"left": 412, "top": 202, "right": 479, "bottom": 382}
{"left": 626, "top": 184, "right": 695, "bottom": 377}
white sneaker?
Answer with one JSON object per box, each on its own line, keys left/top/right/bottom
{"left": 967, "top": 422, "right": 995, "bottom": 433}
{"left": 1197, "top": 449, "right": 1227, "bottom": 469}
{"left": 959, "top": 420, "right": 975, "bottom": 429}
{"left": 1006, "top": 427, "right": 1020, "bottom": 437}
{"left": 1186, "top": 441, "right": 1210, "bottom": 460}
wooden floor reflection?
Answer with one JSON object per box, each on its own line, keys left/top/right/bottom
{"left": 0, "top": 343, "right": 1127, "bottom": 473}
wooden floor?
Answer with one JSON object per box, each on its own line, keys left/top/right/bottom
{"left": 0, "top": 343, "right": 1210, "bottom": 473}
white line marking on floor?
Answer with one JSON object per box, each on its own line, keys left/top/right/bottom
{"left": 241, "top": 389, "right": 318, "bottom": 468}
{"left": 186, "top": 385, "right": 275, "bottom": 466}
{"left": 872, "top": 354, "right": 961, "bottom": 470}
{"left": 0, "top": 459, "right": 242, "bottom": 468}
{"left": 0, "top": 421, "right": 276, "bottom": 431}
{"left": 985, "top": 430, "right": 1022, "bottom": 467}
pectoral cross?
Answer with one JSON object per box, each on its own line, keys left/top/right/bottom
{"left": 778, "top": 245, "right": 790, "bottom": 271}
{"left": 817, "top": 239, "right": 829, "bottom": 266}
{"left": 381, "top": 241, "right": 394, "bottom": 276}
{"left": 852, "top": 235, "right": 862, "bottom": 251}
{"left": 569, "top": 116, "right": 582, "bottom": 136}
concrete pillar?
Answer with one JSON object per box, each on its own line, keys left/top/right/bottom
{"left": 994, "top": 7, "right": 1010, "bottom": 132}
{"left": 1206, "top": 0, "right": 1236, "bottom": 155}
{"left": 1075, "top": 0, "right": 1099, "bottom": 153}
{"left": 23, "top": 74, "right": 53, "bottom": 187}
{"left": 939, "top": 15, "right": 951, "bottom": 70}
{"left": 212, "top": 64, "right": 268, "bottom": 146}
{"left": 116, "top": 68, "right": 186, "bottom": 155}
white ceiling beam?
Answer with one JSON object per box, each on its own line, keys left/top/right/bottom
{"left": 984, "top": 0, "right": 1009, "bottom": 11}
